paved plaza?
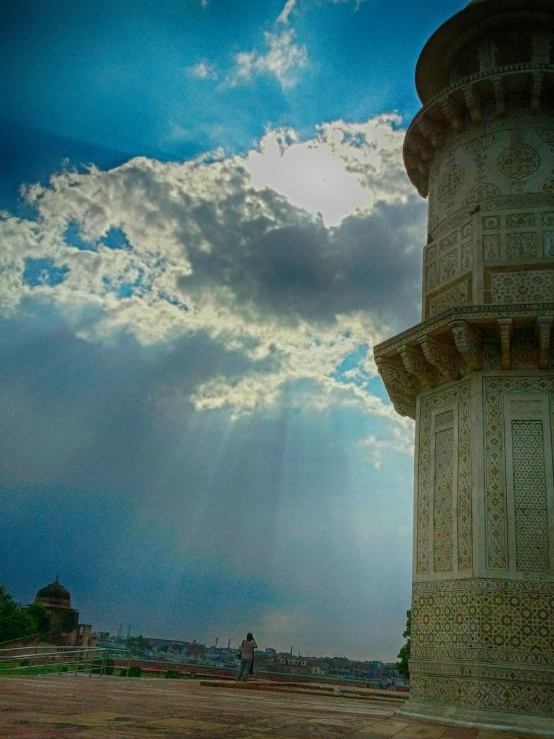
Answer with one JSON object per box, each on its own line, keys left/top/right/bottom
{"left": 0, "top": 676, "right": 545, "bottom": 738}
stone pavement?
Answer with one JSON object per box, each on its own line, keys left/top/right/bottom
{"left": 0, "top": 676, "right": 545, "bottom": 738}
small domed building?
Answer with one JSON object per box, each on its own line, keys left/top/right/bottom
{"left": 33, "top": 577, "right": 96, "bottom": 647}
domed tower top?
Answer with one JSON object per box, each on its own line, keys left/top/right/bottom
{"left": 415, "top": 0, "right": 554, "bottom": 103}
{"left": 35, "top": 577, "right": 71, "bottom": 609}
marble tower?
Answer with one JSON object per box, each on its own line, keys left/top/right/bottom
{"left": 374, "top": 0, "right": 554, "bottom": 733}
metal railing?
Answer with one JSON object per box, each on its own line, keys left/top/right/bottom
{"left": 0, "top": 645, "right": 130, "bottom": 677}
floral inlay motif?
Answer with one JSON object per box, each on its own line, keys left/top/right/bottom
{"left": 439, "top": 232, "right": 458, "bottom": 252}
{"left": 426, "top": 263, "right": 437, "bottom": 291}
{"left": 506, "top": 213, "right": 535, "bottom": 228}
{"left": 461, "top": 242, "right": 473, "bottom": 269}
{"left": 483, "top": 216, "right": 500, "bottom": 230}
{"left": 461, "top": 222, "right": 473, "bottom": 239}
{"left": 464, "top": 182, "right": 501, "bottom": 207}
{"left": 539, "top": 128, "right": 554, "bottom": 147}
{"left": 483, "top": 234, "right": 500, "bottom": 262}
{"left": 542, "top": 178, "right": 554, "bottom": 195}
{"left": 440, "top": 251, "right": 458, "bottom": 282}
{"left": 438, "top": 165, "right": 465, "bottom": 204}
{"left": 505, "top": 232, "right": 536, "bottom": 260}
{"left": 543, "top": 231, "right": 554, "bottom": 257}
{"left": 464, "top": 134, "right": 496, "bottom": 156}
{"left": 498, "top": 144, "right": 540, "bottom": 181}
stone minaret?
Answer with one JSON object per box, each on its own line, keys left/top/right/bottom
{"left": 374, "top": 0, "right": 554, "bottom": 733}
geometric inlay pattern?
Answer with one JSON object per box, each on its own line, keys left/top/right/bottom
{"left": 409, "top": 674, "right": 554, "bottom": 715}
{"left": 410, "top": 578, "right": 554, "bottom": 715}
{"left": 483, "top": 377, "right": 554, "bottom": 570}
{"left": 429, "top": 281, "right": 469, "bottom": 317}
{"left": 412, "top": 578, "right": 554, "bottom": 653}
{"left": 512, "top": 420, "right": 550, "bottom": 572}
{"left": 433, "top": 428, "right": 454, "bottom": 572}
{"left": 417, "top": 383, "right": 472, "bottom": 574}
{"left": 491, "top": 270, "right": 554, "bottom": 304}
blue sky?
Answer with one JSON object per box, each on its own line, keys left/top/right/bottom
{"left": 1, "top": 0, "right": 467, "bottom": 660}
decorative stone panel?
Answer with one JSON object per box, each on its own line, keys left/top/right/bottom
{"left": 506, "top": 232, "right": 537, "bottom": 260}
{"left": 483, "top": 215, "right": 500, "bottom": 230}
{"left": 490, "top": 270, "right": 554, "bottom": 304}
{"left": 543, "top": 231, "right": 554, "bottom": 257}
{"left": 426, "top": 264, "right": 437, "bottom": 291}
{"left": 498, "top": 143, "right": 541, "bottom": 181}
{"left": 412, "top": 578, "right": 554, "bottom": 657}
{"left": 433, "top": 427, "right": 455, "bottom": 572}
{"left": 511, "top": 420, "right": 550, "bottom": 572}
{"left": 417, "top": 383, "right": 471, "bottom": 574}
{"left": 439, "top": 231, "right": 458, "bottom": 253}
{"left": 429, "top": 280, "right": 470, "bottom": 317}
{"left": 483, "top": 234, "right": 500, "bottom": 262}
{"left": 439, "top": 251, "right": 458, "bottom": 282}
{"left": 461, "top": 242, "right": 473, "bottom": 270}
{"left": 506, "top": 213, "right": 536, "bottom": 228}
{"left": 483, "top": 377, "right": 554, "bottom": 572}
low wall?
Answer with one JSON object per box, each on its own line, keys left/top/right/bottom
{"left": 112, "top": 659, "right": 408, "bottom": 691}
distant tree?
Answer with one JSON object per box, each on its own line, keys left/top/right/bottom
{"left": 25, "top": 602, "right": 52, "bottom": 634}
{"left": 0, "top": 586, "right": 39, "bottom": 643}
{"left": 396, "top": 609, "right": 411, "bottom": 678}
{"left": 126, "top": 634, "right": 151, "bottom": 653}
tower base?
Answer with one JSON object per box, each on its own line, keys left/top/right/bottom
{"left": 397, "top": 700, "right": 554, "bottom": 737}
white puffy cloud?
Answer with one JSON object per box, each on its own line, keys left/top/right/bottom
{"left": 0, "top": 116, "right": 424, "bottom": 419}
{"left": 360, "top": 422, "right": 414, "bottom": 470}
{"left": 188, "top": 60, "right": 218, "bottom": 80}
{"left": 232, "top": 29, "right": 308, "bottom": 89}
{"left": 277, "top": 0, "right": 297, "bottom": 24}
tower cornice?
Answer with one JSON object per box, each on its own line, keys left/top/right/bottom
{"left": 404, "top": 64, "right": 554, "bottom": 197}
{"left": 416, "top": 0, "right": 554, "bottom": 103}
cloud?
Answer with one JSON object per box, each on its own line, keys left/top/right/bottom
{"left": 1, "top": 116, "right": 423, "bottom": 419}
{"left": 232, "top": 30, "right": 308, "bottom": 89}
{"left": 277, "top": 0, "right": 297, "bottom": 24}
{"left": 201, "top": 0, "right": 209, "bottom": 7}
{"left": 360, "top": 423, "right": 414, "bottom": 470}
{"left": 188, "top": 60, "right": 218, "bottom": 80}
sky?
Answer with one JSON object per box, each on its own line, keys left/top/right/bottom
{"left": 1, "top": 0, "right": 468, "bottom": 661}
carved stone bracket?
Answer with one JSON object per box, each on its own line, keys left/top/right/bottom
{"left": 399, "top": 344, "right": 437, "bottom": 389}
{"left": 440, "top": 96, "right": 464, "bottom": 132}
{"left": 536, "top": 316, "right": 553, "bottom": 370}
{"left": 375, "top": 356, "right": 419, "bottom": 419}
{"left": 463, "top": 85, "right": 483, "bottom": 125}
{"left": 418, "top": 117, "right": 444, "bottom": 149}
{"left": 418, "top": 336, "right": 458, "bottom": 380}
{"left": 530, "top": 72, "right": 545, "bottom": 113}
{"left": 450, "top": 321, "right": 483, "bottom": 371}
{"left": 497, "top": 318, "right": 514, "bottom": 370}
{"left": 491, "top": 75, "right": 505, "bottom": 117}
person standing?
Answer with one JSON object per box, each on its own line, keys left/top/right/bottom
{"left": 236, "top": 633, "right": 257, "bottom": 682}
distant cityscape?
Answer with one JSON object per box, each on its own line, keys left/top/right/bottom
{"left": 97, "top": 632, "right": 405, "bottom": 684}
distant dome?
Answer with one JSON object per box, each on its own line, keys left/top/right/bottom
{"left": 35, "top": 579, "right": 71, "bottom": 607}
